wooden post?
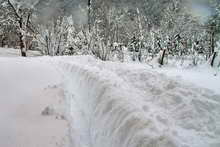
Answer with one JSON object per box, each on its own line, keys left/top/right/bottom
{"left": 211, "top": 28, "right": 215, "bottom": 55}
{"left": 211, "top": 52, "right": 217, "bottom": 67}
{"left": 210, "top": 25, "right": 217, "bottom": 67}
{"left": 160, "top": 49, "right": 166, "bottom": 65}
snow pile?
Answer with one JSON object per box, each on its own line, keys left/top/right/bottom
{"left": 54, "top": 56, "right": 220, "bottom": 147}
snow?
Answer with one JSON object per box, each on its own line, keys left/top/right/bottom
{"left": 0, "top": 47, "right": 41, "bottom": 57}
{"left": 156, "top": 65, "right": 220, "bottom": 95}
{"left": 0, "top": 57, "right": 69, "bottom": 147}
{"left": 55, "top": 56, "right": 220, "bottom": 147}
{"left": 0, "top": 54, "right": 220, "bottom": 147}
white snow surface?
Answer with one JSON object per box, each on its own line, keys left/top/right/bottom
{"left": 156, "top": 65, "right": 220, "bottom": 95}
{"left": 0, "top": 57, "right": 69, "bottom": 147}
{"left": 0, "top": 55, "right": 220, "bottom": 147}
{"left": 0, "top": 47, "right": 41, "bottom": 57}
{"left": 55, "top": 56, "right": 220, "bottom": 147}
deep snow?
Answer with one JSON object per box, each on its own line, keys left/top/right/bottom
{"left": 55, "top": 56, "right": 220, "bottom": 147}
{"left": 0, "top": 53, "right": 220, "bottom": 147}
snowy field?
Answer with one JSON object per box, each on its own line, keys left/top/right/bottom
{"left": 0, "top": 48, "right": 41, "bottom": 57}
{"left": 0, "top": 48, "right": 220, "bottom": 147}
{"left": 157, "top": 65, "right": 220, "bottom": 95}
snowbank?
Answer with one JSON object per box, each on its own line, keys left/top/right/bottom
{"left": 0, "top": 53, "right": 219, "bottom": 147}
{"left": 55, "top": 56, "right": 220, "bottom": 147}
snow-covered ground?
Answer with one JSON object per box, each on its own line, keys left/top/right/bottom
{"left": 56, "top": 56, "right": 220, "bottom": 147}
{"left": 157, "top": 65, "right": 220, "bottom": 95}
{"left": 0, "top": 47, "right": 41, "bottom": 57}
{"left": 0, "top": 50, "right": 220, "bottom": 147}
{"left": 0, "top": 57, "right": 69, "bottom": 147}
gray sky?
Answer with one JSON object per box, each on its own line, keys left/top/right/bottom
{"left": 186, "top": 0, "right": 213, "bottom": 23}
{"left": 12, "top": 0, "right": 215, "bottom": 24}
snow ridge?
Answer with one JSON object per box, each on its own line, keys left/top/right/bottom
{"left": 57, "top": 59, "right": 175, "bottom": 147}
{"left": 54, "top": 56, "right": 220, "bottom": 147}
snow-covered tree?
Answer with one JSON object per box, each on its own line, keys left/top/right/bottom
{"left": 2, "top": 0, "right": 37, "bottom": 56}
{"left": 35, "top": 15, "right": 70, "bottom": 56}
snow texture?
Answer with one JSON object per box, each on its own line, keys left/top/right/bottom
{"left": 0, "top": 52, "right": 219, "bottom": 147}
{"left": 53, "top": 56, "right": 220, "bottom": 147}
{"left": 0, "top": 57, "right": 69, "bottom": 147}
{"left": 0, "top": 47, "right": 41, "bottom": 57}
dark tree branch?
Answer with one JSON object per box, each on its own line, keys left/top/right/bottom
{"left": 7, "top": 0, "right": 21, "bottom": 20}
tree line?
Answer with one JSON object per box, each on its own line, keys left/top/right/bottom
{"left": 0, "top": 0, "right": 219, "bottom": 66}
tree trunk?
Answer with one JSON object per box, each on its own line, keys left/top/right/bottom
{"left": 21, "top": 51, "right": 27, "bottom": 57}
{"left": 18, "top": 18, "right": 26, "bottom": 57}
{"left": 19, "top": 33, "right": 26, "bottom": 57}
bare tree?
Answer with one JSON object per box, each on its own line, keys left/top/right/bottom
{"left": 6, "top": 0, "right": 34, "bottom": 56}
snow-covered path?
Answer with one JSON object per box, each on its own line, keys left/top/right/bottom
{"left": 0, "top": 58, "right": 69, "bottom": 147}
{"left": 0, "top": 56, "right": 220, "bottom": 147}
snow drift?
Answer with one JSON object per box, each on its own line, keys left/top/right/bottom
{"left": 54, "top": 56, "right": 220, "bottom": 147}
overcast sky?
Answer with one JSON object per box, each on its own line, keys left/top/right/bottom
{"left": 11, "top": 0, "right": 216, "bottom": 24}
{"left": 186, "top": 0, "right": 214, "bottom": 23}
